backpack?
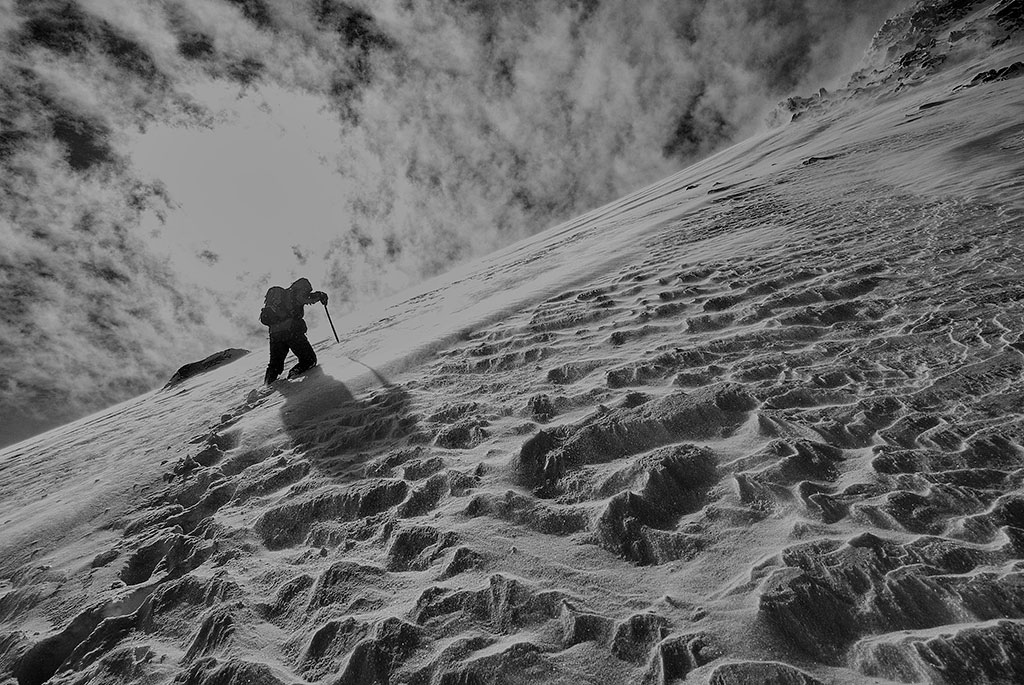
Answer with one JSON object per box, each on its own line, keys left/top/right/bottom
{"left": 264, "top": 286, "right": 287, "bottom": 312}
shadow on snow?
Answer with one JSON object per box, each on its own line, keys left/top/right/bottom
{"left": 273, "top": 359, "right": 419, "bottom": 476}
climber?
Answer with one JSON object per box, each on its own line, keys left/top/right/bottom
{"left": 260, "top": 278, "right": 329, "bottom": 384}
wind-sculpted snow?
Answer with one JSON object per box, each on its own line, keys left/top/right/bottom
{"left": 1, "top": 1, "right": 1023, "bottom": 682}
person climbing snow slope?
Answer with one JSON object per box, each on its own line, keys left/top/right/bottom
{"left": 260, "top": 278, "right": 329, "bottom": 384}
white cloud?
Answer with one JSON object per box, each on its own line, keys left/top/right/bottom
{"left": 133, "top": 80, "right": 350, "bottom": 290}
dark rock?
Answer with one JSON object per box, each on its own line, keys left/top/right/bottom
{"left": 164, "top": 349, "right": 250, "bottom": 389}
{"left": 967, "top": 61, "right": 1024, "bottom": 87}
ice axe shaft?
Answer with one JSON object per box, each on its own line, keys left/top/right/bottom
{"left": 323, "top": 303, "right": 339, "bottom": 343}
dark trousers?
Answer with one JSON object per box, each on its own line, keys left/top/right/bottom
{"left": 265, "top": 333, "right": 317, "bottom": 383}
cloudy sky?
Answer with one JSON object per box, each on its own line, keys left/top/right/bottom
{"left": 0, "top": 0, "right": 904, "bottom": 445}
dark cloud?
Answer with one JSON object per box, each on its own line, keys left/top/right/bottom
{"left": 0, "top": 0, "right": 905, "bottom": 446}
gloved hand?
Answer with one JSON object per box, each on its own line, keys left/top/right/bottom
{"left": 318, "top": 292, "right": 329, "bottom": 305}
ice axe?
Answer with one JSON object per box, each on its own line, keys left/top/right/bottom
{"left": 323, "top": 302, "right": 339, "bottom": 343}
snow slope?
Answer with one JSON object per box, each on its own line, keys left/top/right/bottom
{"left": 2, "top": 1, "right": 1024, "bottom": 683}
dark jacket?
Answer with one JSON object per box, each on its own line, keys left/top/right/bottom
{"left": 260, "top": 299, "right": 295, "bottom": 338}
{"left": 261, "top": 282, "right": 325, "bottom": 339}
